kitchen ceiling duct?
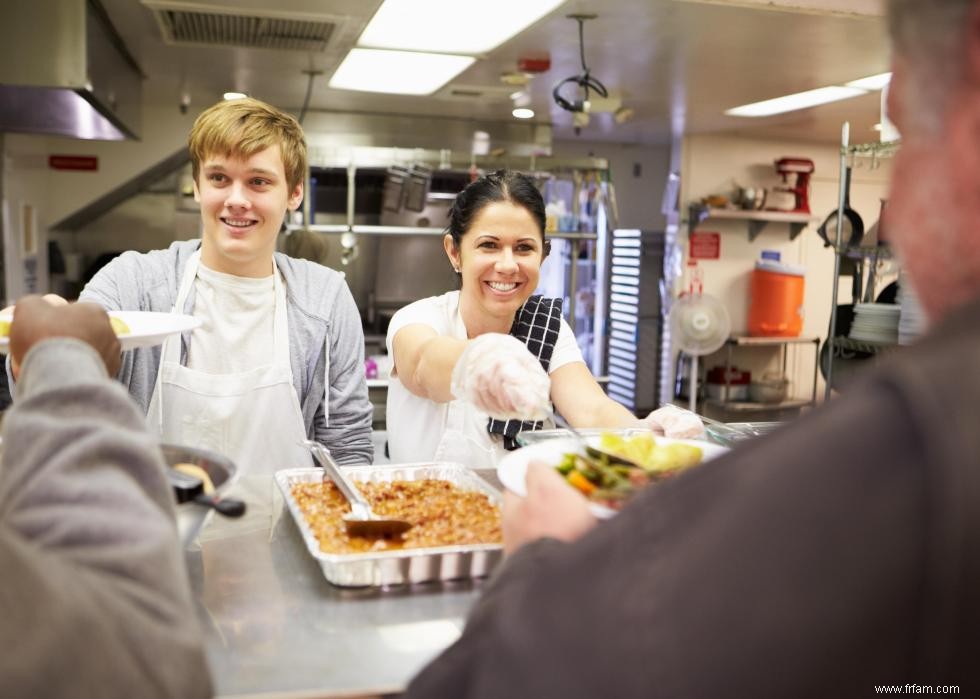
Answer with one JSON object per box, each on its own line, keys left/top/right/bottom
{"left": 0, "top": 0, "right": 142, "bottom": 141}
{"left": 143, "top": 2, "right": 337, "bottom": 52}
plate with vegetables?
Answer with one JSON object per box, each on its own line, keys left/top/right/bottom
{"left": 497, "top": 432, "right": 729, "bottom": 518}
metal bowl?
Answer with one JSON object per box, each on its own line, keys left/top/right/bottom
{"left": 161, "top": 443, "right": 238, "bottom": 547}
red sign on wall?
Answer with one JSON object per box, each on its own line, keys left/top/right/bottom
{"left": 689, "top": 231, "right": 720, "bottom": 259}
{"left": 48, "top": 155, "right": 98, "bottom": 171}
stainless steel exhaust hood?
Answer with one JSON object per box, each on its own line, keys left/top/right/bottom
{"left": 0, "top": 0, "right": 143, "bottom": 140}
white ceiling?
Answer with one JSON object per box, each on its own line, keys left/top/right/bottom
{"left": 102, "top": 0, "right": 891, "bottom": 146}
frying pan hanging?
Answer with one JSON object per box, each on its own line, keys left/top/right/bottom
{"left": 818, "top": 165, "right": 864, "bottom": 249}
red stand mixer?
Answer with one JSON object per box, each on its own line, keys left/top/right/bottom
{"left": 771, "top": 157, "right": 815, "bottom": 213}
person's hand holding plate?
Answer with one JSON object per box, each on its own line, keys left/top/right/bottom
{"left": 8, "top": 295, "right": 121, "bottom": 379}
{"left": 503, "top": 461, "right": 598, "bottom": 555}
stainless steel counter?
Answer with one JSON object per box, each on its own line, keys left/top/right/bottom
{"left": 187, "top": 469, "right": 501, "bottom": 698}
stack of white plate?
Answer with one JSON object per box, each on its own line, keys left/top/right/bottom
{"left": 849, "top": 303, "right": 901, "bottom": 344}
{"left": 898, "top": 284, "right": 927, "bottom": 345}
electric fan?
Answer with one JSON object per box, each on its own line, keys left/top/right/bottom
{"left": 669, "top": 292, "right": 731, "bottom": 412}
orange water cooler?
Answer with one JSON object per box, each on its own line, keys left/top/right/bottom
{"left": 748, "top": 257, "right": 805, "bottom": 337}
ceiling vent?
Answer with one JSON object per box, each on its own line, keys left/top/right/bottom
{"left": 145, "top": 4, "right": 336, "bottom": 52}
{"left": 441, "top": 84, "right": 517, "bottom": 102}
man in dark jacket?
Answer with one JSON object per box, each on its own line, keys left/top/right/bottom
{"left": 0, "top": 297, "right": 211, "bottom": 698}
{"left": 405, "top": 1, "right": 980, "bottom": 696}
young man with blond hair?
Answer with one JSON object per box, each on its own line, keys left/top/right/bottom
{"left": 80, "top": 98, "right": 372, "bottom": 483}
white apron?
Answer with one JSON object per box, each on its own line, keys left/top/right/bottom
{"left": 430, "top": 302, "right": 506, "bottom": 469}
{"left": 432, "top": 396, "right": 504, "bottom": 469}
{"left": 147, "top": 251, "right": 313, "bottom": 539}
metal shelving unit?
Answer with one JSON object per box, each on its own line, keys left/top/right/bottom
{"left": 831, "top": 336, "right": 899, "bottom": 354}
{"left": 707, "top": 335, "right": 820, "bottom": 413}
{"left": 704, "top": 398, "right": 815, "bottom": 413}
{"left": 824, "top": 125, "right": 901, "bottom": 398}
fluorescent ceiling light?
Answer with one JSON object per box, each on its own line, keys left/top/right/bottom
{"left": 845, "top": 72, "right": 892, "bottom": 91}
{"left": 329, "top": 49, "right": 475, "bottom": 95}
{"left": 512, "top": 91, "right": 532, "bottom": 108}
{"left": 358, "top": 0, "right": 566, "bottom": 54}
{"left": 725, "top": 86, "right": 866, "bottom": 117}
{"left": 223, "top": 92, "right": 247, "bottom": 100}
{"left": 512, "top": 107, "right": 535, "bottom": 119}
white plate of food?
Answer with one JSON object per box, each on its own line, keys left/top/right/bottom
{"left": 497, "top": 433, "right": 729, "bottom": 518}
{"left": 0, "top": 310, "right": 201, "bottom": 354}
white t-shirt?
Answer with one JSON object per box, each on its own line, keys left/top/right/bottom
{"left": 385, "top": 291, "right": 584, "bottom": 464}
{"left": 186, "top": 263, "right": 276, "bottom": 374}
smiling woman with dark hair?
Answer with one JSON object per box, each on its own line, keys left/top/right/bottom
{"left": 384, "top": 170, "right": 695, "bottom": 467}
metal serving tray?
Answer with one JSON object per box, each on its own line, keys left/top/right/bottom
{"left": 705, "top": 421, "right": 782, "bottom": 447}
{"left": 515, "top": 427, "right": 653, "bottom": 448}
{"left": 275, "top": 463, "right": 503, "bottom": 588}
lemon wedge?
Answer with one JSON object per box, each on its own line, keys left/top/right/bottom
{"left": 109, "top": 316, "right": 130, "bottom": 336}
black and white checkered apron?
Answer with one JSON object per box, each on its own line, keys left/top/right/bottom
{"left": 486, "top": 295, "right": 563, "bottom": 450}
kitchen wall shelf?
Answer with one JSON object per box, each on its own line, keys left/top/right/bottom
{"left": 689, "top": 205, "right": 818, "bottom": 241}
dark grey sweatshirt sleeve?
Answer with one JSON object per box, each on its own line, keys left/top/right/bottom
{"left": 0, "top": 339, "right": 212, "bottom": 698}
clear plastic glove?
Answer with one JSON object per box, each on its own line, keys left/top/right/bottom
{"left": 450, "top": 333, "right": 551, "bottom": 421}
{"left": 641, "top": 405, "right": 706, "bottom": 440}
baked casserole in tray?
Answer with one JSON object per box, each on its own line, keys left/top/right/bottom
{"left": 275, "top": 463, "right": 503, "bottom": 588}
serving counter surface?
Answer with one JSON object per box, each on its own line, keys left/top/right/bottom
{"left": 187, "top": 468, "right": 501, "bottom": 698}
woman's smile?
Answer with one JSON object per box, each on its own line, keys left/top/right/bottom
{"left": 485, "top": 280, "right": 520, "bottom": 294}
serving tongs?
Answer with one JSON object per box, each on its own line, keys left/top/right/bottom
{"left": 167, "top": 469, "right": 246, "bottom": 517}
{"left": 305, "top": 440, "right": 412, "bottom": 539}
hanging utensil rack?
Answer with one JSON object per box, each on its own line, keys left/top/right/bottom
{"left": 824, "top": 126, "right": 901, "bottom": 399}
